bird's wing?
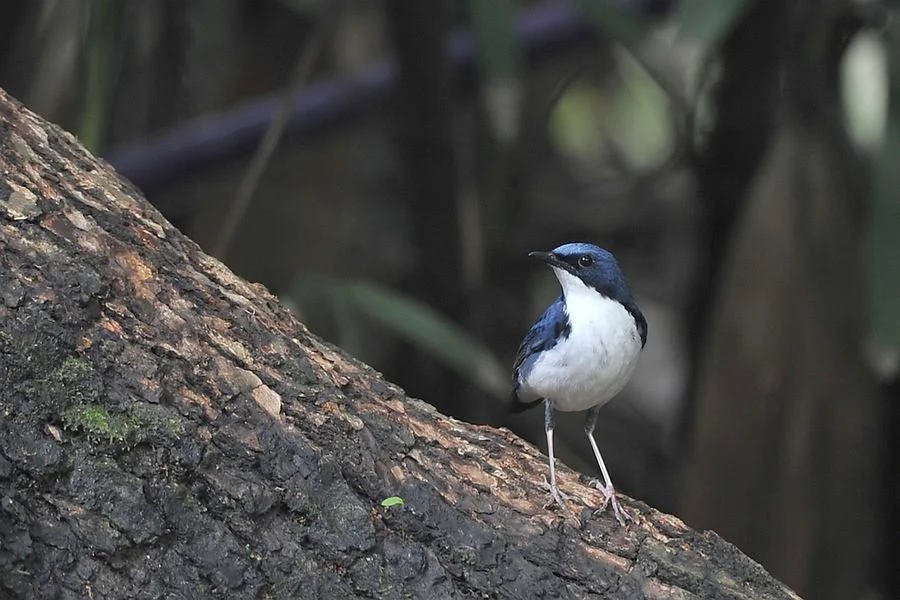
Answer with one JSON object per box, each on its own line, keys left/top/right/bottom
{"left": 625, "top": 298, "right": 648, "bottom": 348}
{"left": 510, "top": 296, "right": 569, "bottom": 412}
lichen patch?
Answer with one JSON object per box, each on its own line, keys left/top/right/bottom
{"left": 250, "top": 384, "right": 282, "bottom": 419}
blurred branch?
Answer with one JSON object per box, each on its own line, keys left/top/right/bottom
{"left": 211, "top": 0, "right": 345, "bottom": 259}
{"left": 106, "top": 1, "right": 650, "bottom": 202}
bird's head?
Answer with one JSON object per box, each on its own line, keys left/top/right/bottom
{"left": 529, "top": 242, "right": 633, "bottom": 303}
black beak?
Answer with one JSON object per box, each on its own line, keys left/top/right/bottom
{"left": 528, "top": 252, "right": 578, "bottom": 277}
{"left": 528, "top": 251, "right": 552, "bottom": 264}
{"left": 529, "top": 251, "right": 570, "bottom": 272}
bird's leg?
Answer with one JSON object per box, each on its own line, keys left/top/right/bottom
{"left": 584, "top": 406, "right": 632, "bottom": 525}
{"left": 541, "top": 400, "right": 572, "bottom": 510}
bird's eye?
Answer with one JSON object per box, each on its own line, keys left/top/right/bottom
{"left": 578, "top": 255, "right": 594, "bottom": 268}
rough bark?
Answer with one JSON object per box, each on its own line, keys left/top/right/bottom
{"left": 0, "top": 88, "right": 798, "bottom": 599}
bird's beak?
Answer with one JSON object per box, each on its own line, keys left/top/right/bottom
{"left": 530, "top": 250, "right": 577, "bottom": 276}
{"left": 529, "top": 251, "right": 565, "bottom": 270}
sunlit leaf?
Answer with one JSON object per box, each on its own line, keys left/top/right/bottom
{"left": 380, "top": 496, "right": 405, "bottom": 508}
{"left": 674, "top": 0, "right": 753, "bottom": 44}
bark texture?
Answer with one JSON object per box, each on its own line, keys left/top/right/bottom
{"left": 0, "top": 88, "right": 798, "bottom": 599}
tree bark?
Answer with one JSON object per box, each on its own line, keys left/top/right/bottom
{"left": 0, "top": 88, "right": 798, "bottom": 599}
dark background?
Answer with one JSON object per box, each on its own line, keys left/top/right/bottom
{"left": 2, "top": 1, "right": 897, "bottom": 598}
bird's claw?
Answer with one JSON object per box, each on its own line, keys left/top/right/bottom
{"left": 590, "top": 480, "right": 634, "bottom": 526}
{"left": 540, "top": 476, "right": 573, "bottom": 511}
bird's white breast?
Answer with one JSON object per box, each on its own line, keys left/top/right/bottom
{"left": 521, "top": 269, "right": 642, "bottom": 412}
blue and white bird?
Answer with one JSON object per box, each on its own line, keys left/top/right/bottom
{"left": 511, "top": 242, "right": 647, "bottom": 524}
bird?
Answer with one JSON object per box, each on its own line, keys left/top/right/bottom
{"left": 511, "top": 242, "right": 647, "bottom": 524}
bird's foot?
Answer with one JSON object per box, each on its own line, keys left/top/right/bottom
{"left": 540, "top": 476, "right": 573, "bottom": 512}
{"left": 590, "top": 481, "right": 633, "bottom": 526}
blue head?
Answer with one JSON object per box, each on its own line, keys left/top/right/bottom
{"left": 530, "top": 242, "right": 646, "bottom": 346}
{"left": 530, "top": 243, "right": 632, "bottom": 302}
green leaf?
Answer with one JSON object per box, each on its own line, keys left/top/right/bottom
{"left": 674, "top": 0, "right": 753, "bottom": 45}
{"left": 327, "top": 287, "right": 367, "bottom": 359}
{"left": 380, "top": 496, "right": 405, "bottom": 508}
{"left": 341, "top": 280, "right": 508, "bottom": 398}
{"left": 285, "top": 277, "right": 509, "bottom": 399}
{"left": 79, "top": 0, "right": 120, "bottom": 151}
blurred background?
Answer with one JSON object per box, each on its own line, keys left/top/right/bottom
{"left": 1, "top": 0, "right": 897, "bottom": 597}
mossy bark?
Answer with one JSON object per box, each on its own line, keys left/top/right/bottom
{"left": 0, "top": 88, "right": 798, "bottom": 599}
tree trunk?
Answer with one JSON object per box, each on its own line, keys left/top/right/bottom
{"left": 680, "top": 3, "right": 882, "bottom": 598}
{"left": 0, "top": 88, "right": 798, "bottom": 599}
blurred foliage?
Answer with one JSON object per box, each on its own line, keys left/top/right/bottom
{"left": 548, "top": 82, "right": 608, "bottom": 164}
{"left": 674, "top": 0, "right": 753, "bottom": 44}
{"left": 871, "top": 20, "right": 900, "bottom": 372}
{"left": 842, "top": 32, "right": 888, "bottom": 152}
{"left": 78, "top": 0, "right": 118, "bottom": 152}
{"left": 469, "top": 0, "right": 522, "bottom": 144}
{"left": 605, "top": 48, "right": 675, "bottom": 170}
{"left": 287, "top": 277, "right": 508, "bottom": 399}
{"left": 575, "top": 0, "right": 651, "bottom": 47}
{"left": 276, "top": 0, "right": 325, "bottom": 16}
{"left": 549, "top": 49, "right": 674, "bottom": 172}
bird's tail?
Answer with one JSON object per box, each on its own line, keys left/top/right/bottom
{"left": 510, "top": 386, "right": 543, "bottom": 413}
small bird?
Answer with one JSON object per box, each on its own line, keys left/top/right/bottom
{"left": 511, "top": 243, "right": 647, "bottom": 524}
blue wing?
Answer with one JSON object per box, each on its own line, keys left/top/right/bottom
{"left": 510, "top": 296, "right": 570, "bottom": 412}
